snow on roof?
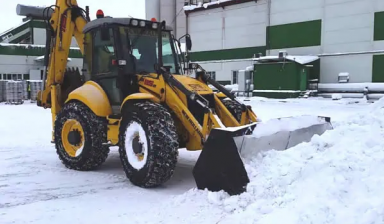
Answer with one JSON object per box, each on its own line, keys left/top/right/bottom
{"left": 0, "top": 43, "right": 80, "bottom": 50}
{"left": 183, "top": 0, "right": 233, "bottom": 11}
{"left": 253, "top": 55, "right": 319, "bottom": 65}
{"left": 0, "top": 20, "right": 30, "bottom": 37}
{"left": 35, "top": 55, "right": 72, "bottom": 62}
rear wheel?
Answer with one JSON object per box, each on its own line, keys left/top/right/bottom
{"left": 118, "top": 101, "right": 179, "bottom": 188}
{"left": 221, "top": 99, "right": 243, "bottom": 122}
{"left": 54, "top": 101, "right": 109, "bottom": 170}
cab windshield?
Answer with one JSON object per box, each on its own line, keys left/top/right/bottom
{"left": 119, "top": 27, "right": 180, "bottom": 74}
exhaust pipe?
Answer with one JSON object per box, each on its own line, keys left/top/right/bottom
{"left": 16, "top": 4, "right": 53, "bottom": 20}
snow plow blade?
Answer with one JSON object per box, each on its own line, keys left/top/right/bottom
{"left": 238, "top": 116, "right": 333, "bottom": 158}
{"left": 192, "top": 115, "right": 332, "bottom": 196}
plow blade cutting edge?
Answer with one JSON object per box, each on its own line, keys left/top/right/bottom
{"left": 192, "top": 115, "right": 333, "bottom": 196}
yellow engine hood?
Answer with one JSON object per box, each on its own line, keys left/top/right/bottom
{"left": 173, "top": 75, "right": 213, "bottom": 95}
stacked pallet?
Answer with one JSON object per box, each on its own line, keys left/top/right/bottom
{"left": 5, "top": 81, "right": 24, "bottom": 104}
{"left": 30, "top": 80, "right": 43, "bottom": 102}
{"left": 21, "top": 80, "right": 28, "bottom": 100}
{"left": 0, "top": 80, "right": 6, "bottom": 102}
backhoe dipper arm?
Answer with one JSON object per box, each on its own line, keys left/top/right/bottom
{"left": 17, "top": 1, "right": 88, "bottom": 110}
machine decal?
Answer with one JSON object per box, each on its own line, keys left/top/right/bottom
{"left": 143, "top": 79, "right": 154, "bottom": 87}
{"left": 188, "top": 84, "right": 206, "bottom": 91}
{"left": 182, "top": 110, "right": 204, "bottom": 140}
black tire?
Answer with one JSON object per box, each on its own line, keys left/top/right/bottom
{"left": 54, "top": 101, "right": 109, "bottom": 170}
{"left": 118, "top": 101, "right": 179, "bottom": 188}
{"left": 221, "top": 99, "right": 243, "bottom": 122}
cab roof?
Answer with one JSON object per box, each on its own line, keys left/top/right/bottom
{"left": 83, "top": 17, "right": 173, "bottom": 33}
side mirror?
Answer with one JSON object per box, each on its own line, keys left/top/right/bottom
{"left": 186, "top": 35, "right": 192, "bottom": 51}
{"left": 188, "top": 62, "right": 199, "bottom": 70}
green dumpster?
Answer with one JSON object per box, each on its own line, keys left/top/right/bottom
{"left": 252, "top": 55, "right": 320, "bottom": 99}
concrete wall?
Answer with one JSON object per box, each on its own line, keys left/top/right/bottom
{"left": 0, "top": 54, "right": 82, "bottom": 80}
{"left": 146, "top": 0, "right": 187, "bottom": 39}
{"left": 175, "top": 0, "right": 384, "bottom": 84}
{"left": 175, "top": 0, "right": 187, "bottom": 39}
{"left": 145, "top": 0, "right": 160, "bottom": 21}
{"left": 186, "top": 1, "right": 267, "bottom": 81}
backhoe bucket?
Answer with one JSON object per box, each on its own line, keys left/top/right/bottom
{"left": 192, "top": 115, "right": 332, "bottom": 196}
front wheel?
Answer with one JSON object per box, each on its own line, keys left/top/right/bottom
{"left": 118, "top": 101, "right": 179, "bottom": 188}
{"left": 221, "top": 99, "right": 243, "bottom": 122}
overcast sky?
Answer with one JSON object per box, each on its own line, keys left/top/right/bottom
{"left": 1, "top": 0, "right": 146, "bottom": 33}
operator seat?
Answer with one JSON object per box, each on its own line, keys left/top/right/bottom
{"left": 136, "top": 39, "right": 157, "bottom": 72}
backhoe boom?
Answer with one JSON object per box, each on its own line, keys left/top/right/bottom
{"left": 17, "top": 1, "right": 89, "bottom": 140}
{"left": 17, "top": 1, "right": 87, "bottom": 109}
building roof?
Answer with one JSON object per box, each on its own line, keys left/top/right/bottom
{"left": 0, "top": 19, "right": 46, "bottom": 44}
{"left": 254, "top": 55, "right": 319, "bottom": 65}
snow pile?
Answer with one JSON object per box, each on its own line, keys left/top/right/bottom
{"left": 332, "top": 93, "right": 342, "bottom": 100}
{"left": 252, "top": 115, "right": 329, "bottom": 138}
{"left": 254, "top": 55, "right": 319, "bottom": 65}
{"left": 224, "top": 84, "right": 238, "bottom": 91}
{"left": 161, "top": 97, "right": 384, "bottom": 223}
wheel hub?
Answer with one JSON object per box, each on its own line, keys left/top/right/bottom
{"left": 68, "top": 129, "right": 82, "bottom": 146}
{"left": 132, "top": 134, "right": 144, "bottom": 161}
{"left": 61, "top": 119, "right": 85, "bottom": 158}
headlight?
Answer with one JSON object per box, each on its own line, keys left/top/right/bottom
{"left": 131, "top": 19, "right": 138, "bottom": 26}
{"left": 139, "top": 21, "right": 146, "bottom": 27}
{"left": 152, "top": 23, "right": 158, "bottom": 29}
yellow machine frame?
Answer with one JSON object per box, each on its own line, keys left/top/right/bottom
{"left": 35, "top": 0, "right": 258, "bottom": 151}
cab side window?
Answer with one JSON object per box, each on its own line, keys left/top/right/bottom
{"left": 83, "top": 33, "right": 93, "bottom": 81}
{"left": 92, "top": 28, "right": 116, "bottom": 76}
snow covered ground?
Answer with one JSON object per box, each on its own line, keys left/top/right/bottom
{"left": 1, "top": 96, "right": 383, "bottom": 224}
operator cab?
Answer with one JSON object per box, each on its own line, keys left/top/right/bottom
{"left": 81, "top": 14, "right": 179, "bottom": 114}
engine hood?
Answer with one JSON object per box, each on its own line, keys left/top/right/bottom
{"left": 173, "top": 75, "right": 214, "bottom": 95}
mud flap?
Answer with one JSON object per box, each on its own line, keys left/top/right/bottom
{"left": 192, "top": 123, "right": 257, "bottom": 196}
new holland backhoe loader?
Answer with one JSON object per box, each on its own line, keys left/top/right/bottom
{"left": 17, "top": 1, "right": 332, "bottom": 195}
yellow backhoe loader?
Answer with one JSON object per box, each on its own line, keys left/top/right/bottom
{"left": 16, "top": 1, "right": 332, "bottom": 195}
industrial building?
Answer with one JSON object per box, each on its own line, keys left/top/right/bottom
{"left": 1, "top": 0, "right": 383, "bottom": 98}
{"left": 0, "top": 18, "right": 82, "bottom": 81}
{"left": 145, "top": 0, "right": 384, "bottom": 96}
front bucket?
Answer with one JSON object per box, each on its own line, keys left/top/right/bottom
{"left": 192, "top": 123, "right": 257, "bottom": 196}
{"left": 192, "top": 115, "right": 333, "bottom": 196}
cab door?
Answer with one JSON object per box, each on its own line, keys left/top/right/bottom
{"left": 84, "top": 27, "right": 122, "bottom": 107}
